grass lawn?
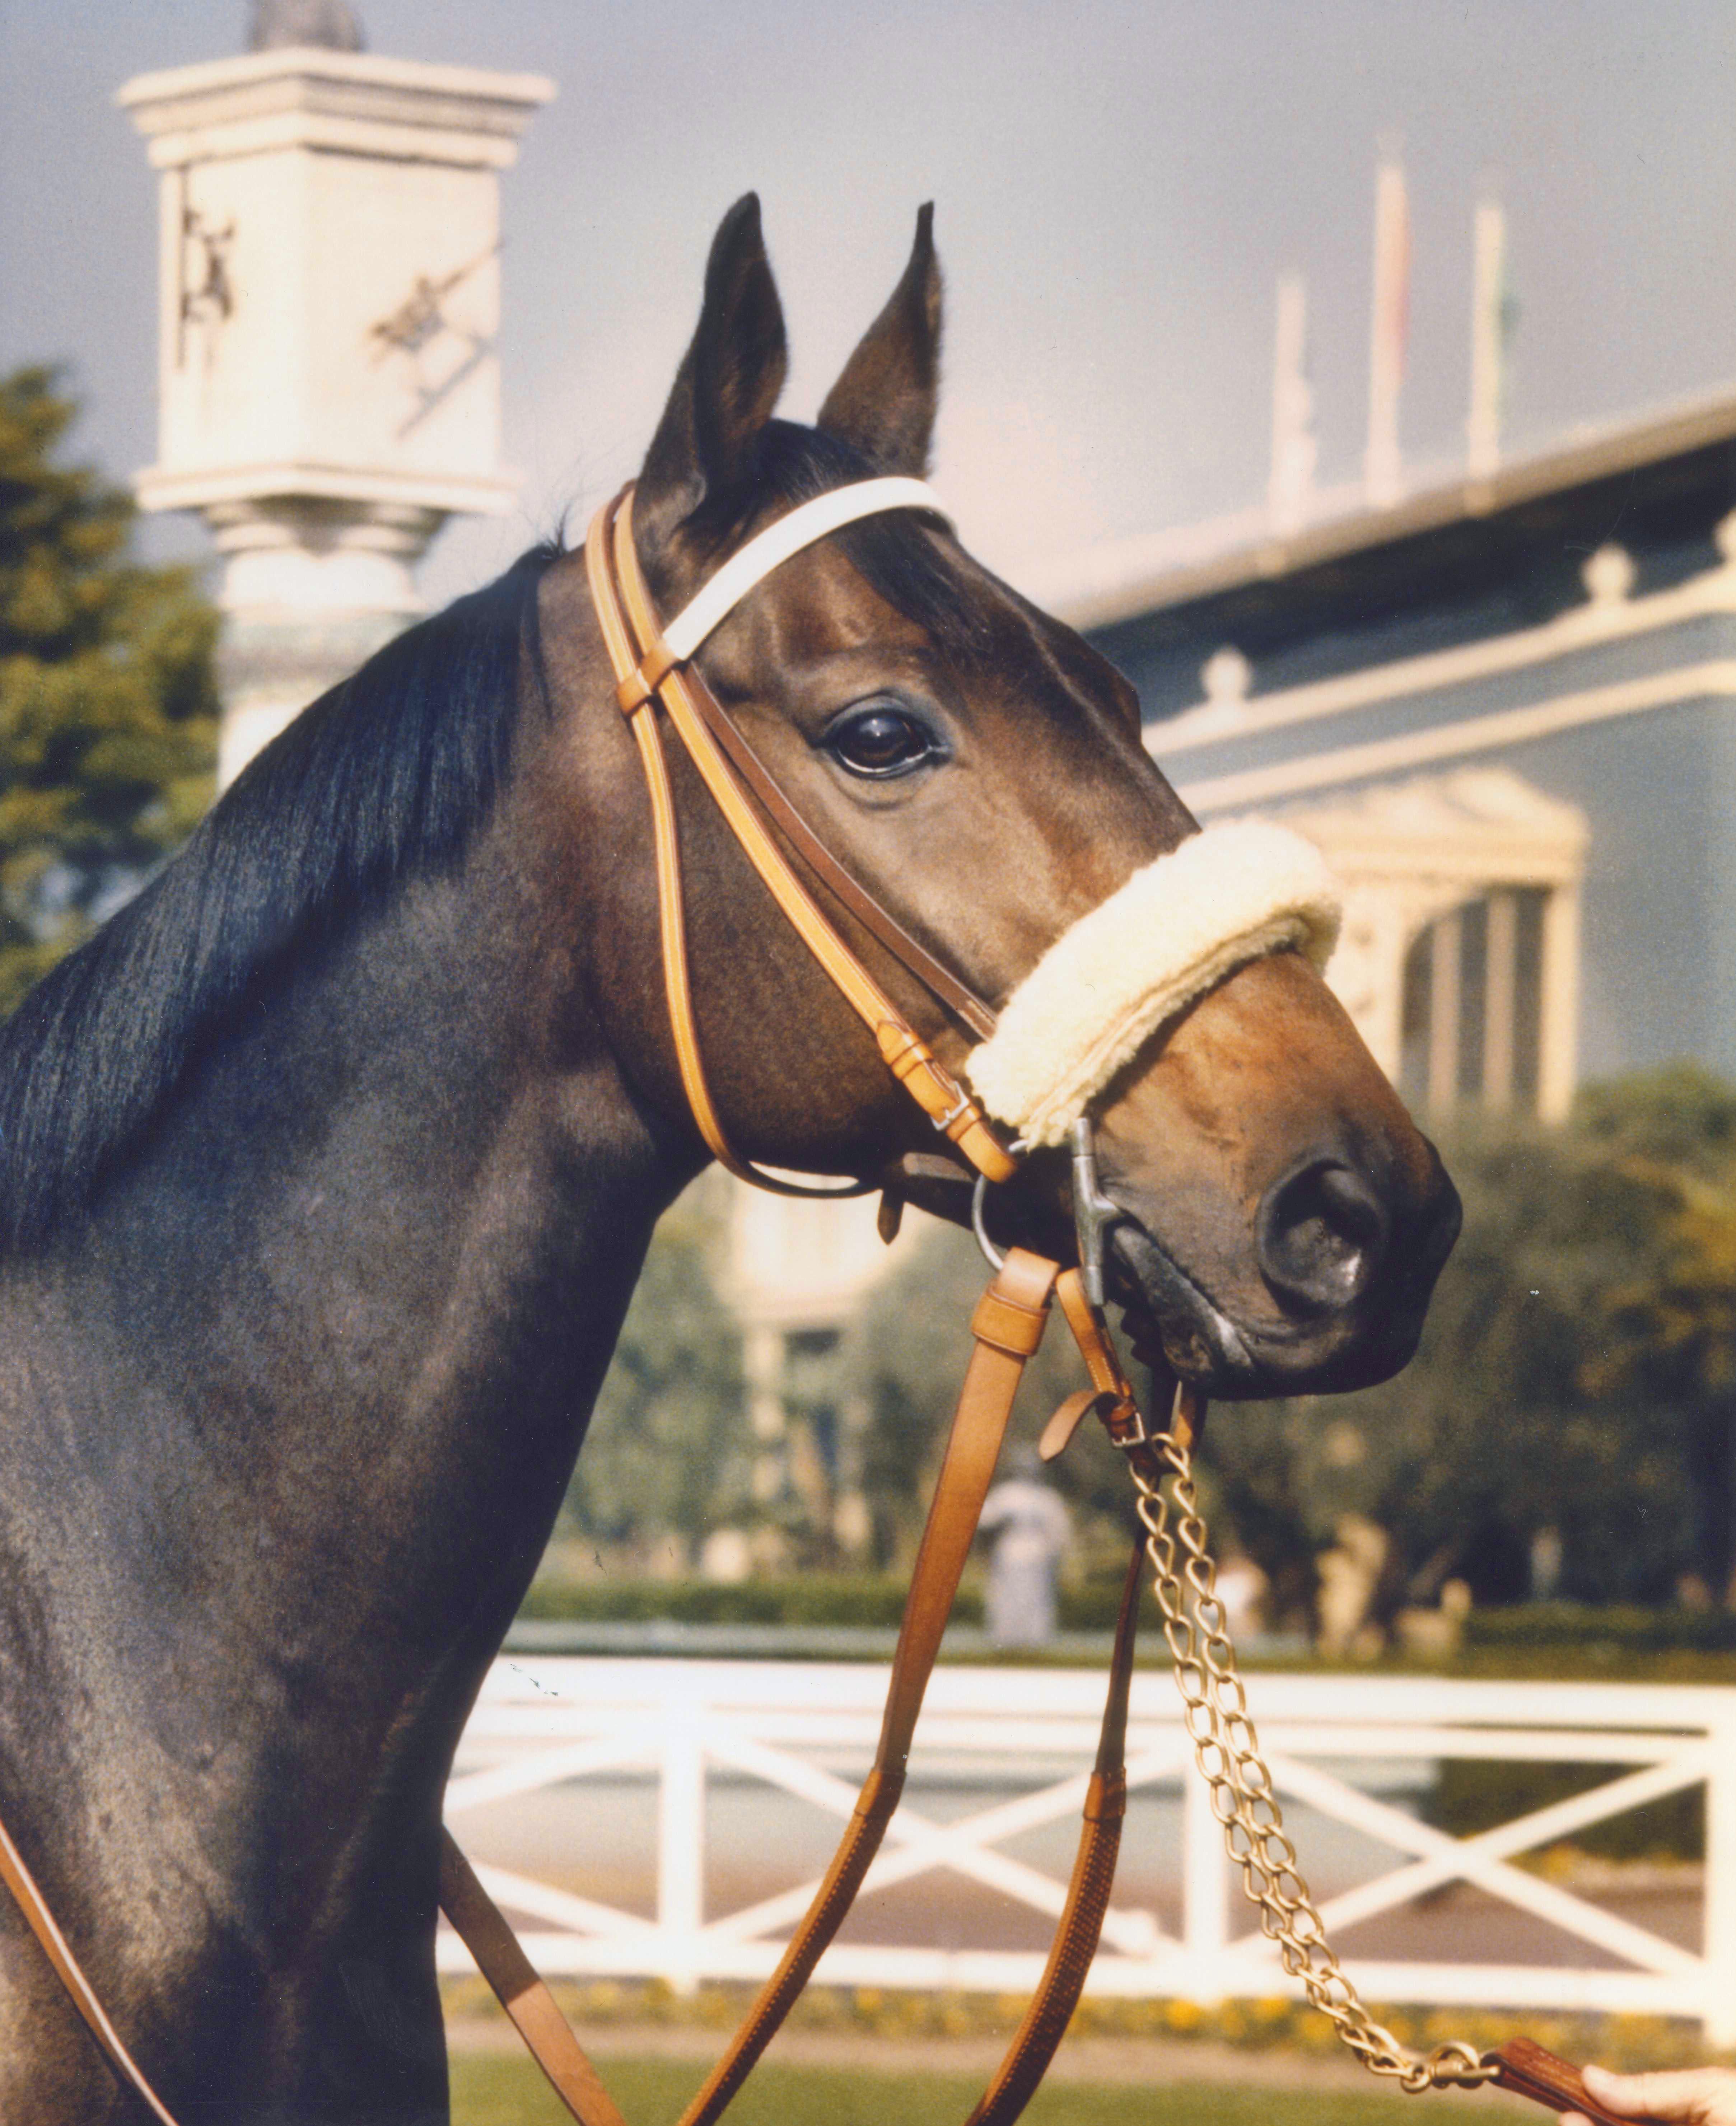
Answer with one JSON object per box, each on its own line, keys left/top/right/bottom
{"left": 451, "top": 2052, "right": 1412, "bottom": 2126}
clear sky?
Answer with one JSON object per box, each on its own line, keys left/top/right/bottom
{"left": 4, "top": 0, "right": 1736, "bottom": 609}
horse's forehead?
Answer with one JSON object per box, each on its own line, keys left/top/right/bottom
{"left": 741, "top": 535, "right": 1063, "bottom": 698}
{"left": 745, "top": 538, "right": 938, "bottom": 656}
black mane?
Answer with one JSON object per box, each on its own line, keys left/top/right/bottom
{"left": 0, "top": 545, "right": 557, "bottom": 1251}
{"left": 0, "top": 430, "right": 986, "bottom": 1256}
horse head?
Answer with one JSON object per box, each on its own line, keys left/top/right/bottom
{"left": 544, "top": 193, "right": 1459, "bottom": 1401}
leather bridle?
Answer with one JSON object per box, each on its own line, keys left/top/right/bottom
{"left": 584, "top": 477, "right": 1016, "bottom": 1200}
{"left": 0, "top": 475, "right": 1152, "bottom": 2126}
{"left": 445, "top": 484, "right": 1650, "bottom": 2126}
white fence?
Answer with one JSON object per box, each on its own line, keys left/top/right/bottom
{"left": 440, "top": 1658, "right": 1736, "bottom": 2045}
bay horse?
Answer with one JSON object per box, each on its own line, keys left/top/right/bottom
{"left": 0, "top": 197, "right": 1458, "bottom": 2122}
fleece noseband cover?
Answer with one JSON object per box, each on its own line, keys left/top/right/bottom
{"left": 965, "top": 820, "right": 1343, "bottom": 1148}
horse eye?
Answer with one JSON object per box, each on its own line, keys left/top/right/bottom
{"left": 828, "top": 706, "right": 940, "bottom": 779}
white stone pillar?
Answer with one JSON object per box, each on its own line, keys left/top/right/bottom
{"left": 119, "top": 43, "right": 554, "bottom": 783}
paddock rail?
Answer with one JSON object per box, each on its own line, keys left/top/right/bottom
{"left": 439, "top": 1659, "right": 1736, "bottom": 2047}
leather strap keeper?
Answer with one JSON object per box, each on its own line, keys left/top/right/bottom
{"left": 1083, "top": 1768, "right": 1127, "bottom": 1824}
{"left": 952, "top": 1113, "right": 1017, "bottom": 1182}
{"left": 614, "top": 637, "right": 680, "bottom": 716}
{"left": 852, "top": 1764, "right": 906, "bottom": 1824}
{"left": 970, "top": 1286, "right": 1052, "bottom": 1358}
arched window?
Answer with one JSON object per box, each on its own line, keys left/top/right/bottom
{"left": 1399, "top": 888, "right": 1548, "bottom": 1114}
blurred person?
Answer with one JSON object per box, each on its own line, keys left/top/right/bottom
{"left": 1214, "top": 1546, "right": 1269, "bottom": 1637}
{"left": 981, "top": 1450, "right": 1071, "bottom": 1646}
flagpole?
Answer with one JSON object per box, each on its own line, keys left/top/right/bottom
{"left": 1268, "top": 270, "right": 1316, "bottom": 535}
{"left": 1364, "top": 144, "right": 1409, "bottom": 508}
{"left": 1467, "top": 188, "right": 1508, "bottom": 480}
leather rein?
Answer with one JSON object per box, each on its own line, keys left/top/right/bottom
{"left": 0, "top": 479, "right": 1635, "bottom": 2126}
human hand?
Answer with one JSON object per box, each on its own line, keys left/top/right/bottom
{"left": 1564, "top": 2064, "right": 1736, "bottom": 2126}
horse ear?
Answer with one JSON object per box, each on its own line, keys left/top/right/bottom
{"left": 817, "top": 204, "right": 941, "bottom": 477}
{"left": 637, "top": 194, "right": 789, "bottom": 552}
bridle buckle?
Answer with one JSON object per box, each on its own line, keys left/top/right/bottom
{"left": 1100, "top": 1395, "right": 1150, "bottom": 1451}
{"left": 930, "top": 1079, "right": 976, "bottom": 1135}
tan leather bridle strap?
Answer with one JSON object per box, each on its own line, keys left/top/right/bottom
{"left": 658, "top": 634, "right": 996, "bottom": 1044}
{"left": 966, "top": 1538, "right": 1143, "bottom": 2126}
{"left": 0, "top": 1811, "right": 181, "bottom": 2126}
{"left": 585, "top": 491, "right": 896, "bottom": 1195}
{"left": 438, "top": 1832, "right": 628, "bottom": 2126}
{"left": 593, "top": 489, "right": 1014, "bottom": 1187}
{"left": 608, "top": 494, "right": 915, "bottom": 1042}
{"left": 583, "top": 502, "right": 761, "bottom": 1186}
{"left": 672, "top": 1246, "right": 1060, "bottom": 2126}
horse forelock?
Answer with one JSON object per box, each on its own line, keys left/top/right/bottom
{"left": 0, "top": 542, "right": 560, "bottom": 1253}
{"left": 736, "top": 421, "right": 998, "bottom": 667}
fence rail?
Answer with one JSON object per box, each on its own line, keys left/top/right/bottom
{"left": 440, "top": 1658, "right": 1736, "bottom": 2045}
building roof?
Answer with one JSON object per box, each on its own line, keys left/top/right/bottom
{"left": 1043, "top": 381, "right": 1736, "bottom": 664}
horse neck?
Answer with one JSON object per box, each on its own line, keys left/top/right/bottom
{"left": 3, "top": 802, "right": 687, "bottom": 1845}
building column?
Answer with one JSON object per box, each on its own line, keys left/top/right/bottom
{"left": 743, "top": 1324, "right": 788, "bottom": 1509}
{"left": 1539, "top": 884, "right": 1582, "bottom": 1123}
{"left": 206, "top": 497, "right": 442, "bottom": 784}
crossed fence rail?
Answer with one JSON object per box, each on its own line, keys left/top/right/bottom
{"left": 438, "top": 1658, "right": 1736, "bottom": 2046}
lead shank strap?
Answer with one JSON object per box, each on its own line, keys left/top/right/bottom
{"left": 1487, "top": 2040, "right": 1646, "bottom": 2126}
{"left": 965, "top": 1537, "right": 1144, "bottom": 2126}
{"left": 673, "top": 1247, "right": 1062, "bottom": 2126}
{"left": 0, "top": 1812, "right": 181, "bottom": 2126}
{"left": 438, "top": 1832, "right": 627, "bottom": 2126}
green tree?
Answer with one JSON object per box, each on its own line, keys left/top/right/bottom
{"left": 843, "top": 1075, "right": 1736, "bottom": 1621}
{"left": 562, "top": 1183, "right": 750, "bottom": 1561}
{"left": 1, "top": 365, "right": 218, "bottom": 1015}
{"left": 1204, "top": 1113, "right": 1696, "bottom": 1621}
{"left": 1578, "top": 1066, "right": 1736, "bottom": 1600}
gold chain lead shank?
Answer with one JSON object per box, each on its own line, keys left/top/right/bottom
{"left": 1119, "top": 1398, "right": 1497, "bottom": 2097}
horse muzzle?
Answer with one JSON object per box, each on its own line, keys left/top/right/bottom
{"left": 1103, "top": 1140, "right": 1462, "bottom": 1399}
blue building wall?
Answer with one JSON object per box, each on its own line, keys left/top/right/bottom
{"left": 1091, "top": 576, "right": 1736, "bottom": 1087}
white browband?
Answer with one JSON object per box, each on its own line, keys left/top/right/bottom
{"left": 967, "top": 821, "right": 1343, "bottom": 1148}
{"left": 663, "top": 476, "right": 952, "bottom": 660}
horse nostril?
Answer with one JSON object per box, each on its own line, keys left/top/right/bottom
{"left": 1257, "top": 1158, "right": 1390, "bottom": 1315}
